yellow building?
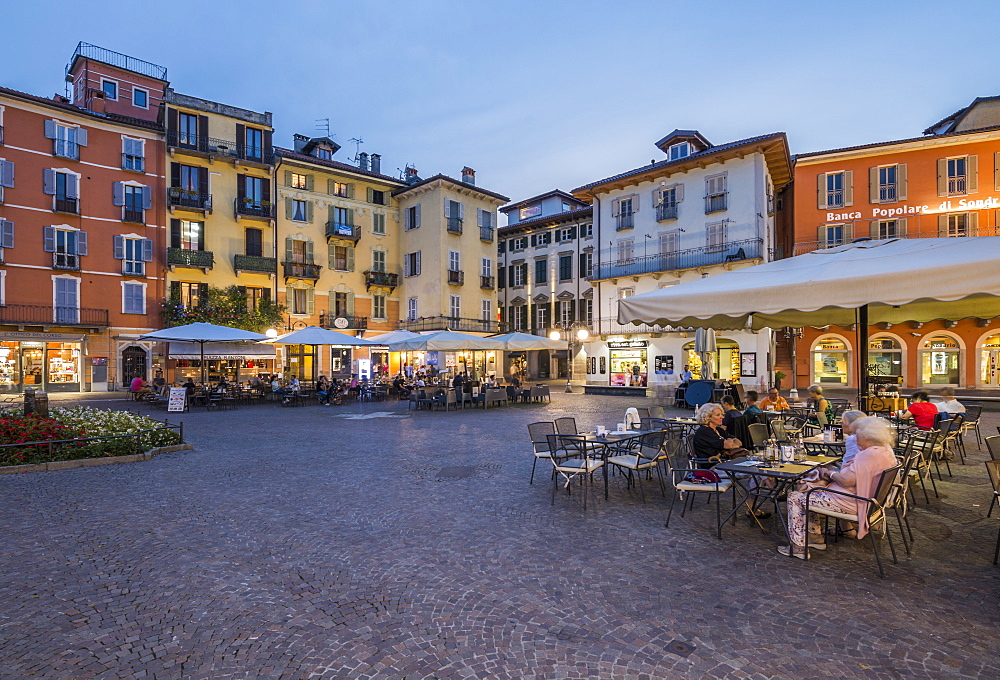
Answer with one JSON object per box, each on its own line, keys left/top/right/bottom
{"left": 162, "top": 89, "right": 277, "bottom": 381}
{"left": 274, "top": 136, "right": 404, "bottom": 380}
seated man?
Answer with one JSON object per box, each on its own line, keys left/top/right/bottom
{"left": 759, "top": 388, "right": 790, "bottom": 412}
{"left": 720, "top": 395, "right": 743, "bottom": 432}
{"left": 742, "top": 390, "right": 762, "bottom": 417}
{"left": 936, "top": 387, "right": 966, "bottom": 415}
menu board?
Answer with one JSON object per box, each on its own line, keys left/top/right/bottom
{"left": 167, "top": 387, "right": 188, "bottom": 412}
{"left": 654, "top": 355, "right": 674, "bottom": 375}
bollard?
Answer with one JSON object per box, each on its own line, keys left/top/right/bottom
{"left": 23, "top": 388, "right": 35, "bottom": 416}
{"left": 34, "top": 390, "right": 49, "bottom": 418}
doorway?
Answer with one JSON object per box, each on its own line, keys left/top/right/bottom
{"left": 121, "top": 346, "right": 148, "bottom": 389}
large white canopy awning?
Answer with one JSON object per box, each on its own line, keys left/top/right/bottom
{"left": 617, "top": 238, "right": 1000, "bottom": 330}
{"left": 386, "top": 330, "right": 507, "bottom": 351}
{"left": 169, "top": 342, "right": 276, "bottom": 360}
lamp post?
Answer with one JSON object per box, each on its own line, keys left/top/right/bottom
{"left": 549, "top": 326, "right": 590, "bottom": 393}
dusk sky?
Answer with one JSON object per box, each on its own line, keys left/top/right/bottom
{"left": 4, "top": 0, "right": 999, "bottom": 222}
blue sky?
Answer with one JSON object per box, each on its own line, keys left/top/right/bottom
{"left": 4, "top": 0, "right": 999, "bottom": 219}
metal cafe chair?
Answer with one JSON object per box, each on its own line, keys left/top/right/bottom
{"left": 527, "top": 422, "right": 557, "bottom": 485}
{"left": 545, "top": 434, "right": 604, "bottom": 510}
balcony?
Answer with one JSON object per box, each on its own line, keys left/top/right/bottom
{"left": 705, "top": 193, "right": 728, "bottom": 213}
{"left": 791, "top": 227, "right": 1000, "bottom": 256}
{"left": 319, "top": 313, "right": 369, "bottom": 331}
{"left": 447, "top": 269, "right": 465, "bottom": 285}
{"left": 123, "top": 208, "right": 145, "bottom": 224}
{"left": 166, "top": 132, "right": 274, "bottom": 165}
{"left": 398, "top": 316, "right": 504, "bottom": 334}
{"left": 878, "top": 185, "right": 896, "bottom": 202}
{"left": 234, "top": 199, "right": 276, "bottom": 220}
{"left": 326, "top": 222, "right": 361, "bottom": 242}
{"left": 948, "top": 177, "right": 966, "bottom": 195}
{"left": 363, "top": 270, "right": 399, "bottom": 291}
{"left": 283, "top": 261, "right": 322, "bottom": 279}
{"left": 447, "top": 217, "right": 463, "bottom": 234}
{"left": 54, "top": 197, "right": 79, "bottom": 214}
{"left": 122, "top": 260, "right": 145, "bottom": 277}
{"left": 616, "top": 213, "right": 634, "bottom": 230}
{"left": 52, "top": 252, "right": 79, "bottom": 271}
{"left": 588, "top": 237, "right": 764, "bottom": 281}
{"left": 480, "top": 275, "right": 495, "bottom": 290}
{"left": 480, "top": 226, "right": 495, "bottom": 242}
{"left": 122, "top": 153, "right": 144, "bottom": 172}
{"left": 0, "top": 303, "right": 108, "bottom": 327}
{"left": 825, "top": 191, "right": 844, "bottom": 209}
{"left": 168, "top": 188, "right": 212, "bottom": 212}
{"left": 167, "top": 247, "right": 214, "bottom": 270}
{"left": 595, "top": 317, "right": 674, "bottom": 336}
{"left": 233, "top": 254, "right": 277, "bottom": 275}
{"left": 656, "top": 204, "right": 678, "bottom": 221}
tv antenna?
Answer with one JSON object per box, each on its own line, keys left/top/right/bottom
{"left": 348, "top": 137, "right": 364, "bottom": 161}
{"left": 315, "top": 118, "right": 331, "bottom": 136}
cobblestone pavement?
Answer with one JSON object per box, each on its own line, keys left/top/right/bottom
{"left": 1, "top": 393, "right": 998, "bottom": 679}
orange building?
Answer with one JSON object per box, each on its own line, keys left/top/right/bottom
{"left": 0, "top": 44, "right": 167, "bottom": 392}
{"left": 788, "top": 96, "right": 1000, "bottom": 391}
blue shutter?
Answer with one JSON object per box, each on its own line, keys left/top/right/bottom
{"left": 43, "top": 226, "right": 56, "bottom": 252}
{"left": 76, "top": 128, "right": 88, "bottom": 147}
{"left": 0, "top": 220, "right": 13, "bottom": 249}
{"left": 76, "top": 230, "right": 88, "bottom": 256}
{"left": 112, "top": 182, "right": 125, "bottom": 206}
{"left": 0, "top": 160, "right": 13, "bottom": 188}
{"left": 142, "top": 238, "right": 153, "bottom": 262}
{"left": 113, "top": 235, "right": 125, "bottom": 259}
{"left": 142, "top": 185, "right": 152, "bottom": 209}
{"left": 66, "top": 174, "right": 79, "bottom": 199}
{"left": 43, "top": 169, "right": 56, "bottom": 195}
{"left": 43, "top": 120, "right": 56, "bottom": 139}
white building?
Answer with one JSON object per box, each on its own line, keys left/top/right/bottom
{"left": 571, "top": 130, "right": 792, "bottom": 396}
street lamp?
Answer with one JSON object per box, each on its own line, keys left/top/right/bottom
{"left": 550, "top": 327, "right": 590, "bottom": 392}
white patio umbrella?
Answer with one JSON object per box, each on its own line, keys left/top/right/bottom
{"left": 489, "top": 332, "right": 566, "bottom": 350}
{"left": 617, "top": 237, "right": 1000, "bottom": 396}
{"left": 138, "top": 322, "right": 269, "bottom": 384}
{"left": 263, "top": 326, "right": 378, "bottom": 383}
{"left": 693, "top": 327, "right": 717, "bottom": 378}
{"left": 365, "top": 329, "right": 422, "bottom": 345}
{"left": 386, "top": 330, "right": 506, "bottom": 352}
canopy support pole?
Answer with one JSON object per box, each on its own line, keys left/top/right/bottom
{"left": 200, "top": 341, "right": 206, "bottom": 385}
{"left": 857, "top": 304, "right": 869, "bottom": 409}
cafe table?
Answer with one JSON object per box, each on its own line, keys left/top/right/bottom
{"left": 713, "top": 453, "right": 842, "bottom": 545}
{"left": 559, "top": 430, "right": 656, "bottom": 500}
{"left": 801, "top": 434, "right": 847, "bottom": 456}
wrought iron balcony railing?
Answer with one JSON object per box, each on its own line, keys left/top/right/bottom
{"left": 947, "top": 177, "right": 966, "bottom": 195}
{"left": 447, "top": 217, "right": 463, "bottom": 234}
{"left": 52, "top": 252, "right": 79, "bottom": 271}
{"left": 588, "top": 237, "right": 763, "bottom": 280}
{"left": 326, "top": 222, "right": 361, "bottom": 242}
{"left": 167, "top": 247, "right": 214, "bottom": 269}
{"left": 656, "top": 204, "right": 678, "bottom": 221}
{"left": 447, "top": 269, "right": 464, "bottom": 285}
{"left": 616, "top": 213, "right": 634, "bottom": 230}
{"left": 480, "top": 275, "right": 495, "bottom": 289}
{"left": 480, "top": 226, "right": 495, "bottom": 242}
{"left": 398, "top": 316, "right": 505, "bottom": 333}
{"left": 283, "top": 261, "right": 322, "bottom": 279}
{"left": 705, "top": 193, "right": 728, "bottom": 213}
{"left": 168, "top": 188, "right": 212, "bottom": 211}
{"left": 234, "top": 199, "right": 276, "bottom": 219}
{"left": 123, "top": 208, "right": 145, "bottom": 224}
{"left": 233, "top": 254, "right": 277, "bottom": 274}
{"left": 166, "top": 132, "right": 274, "bottom": 164}
{"left": 0, "top": 303, "right": 108, "bottom": 327}
{"left": 878, "top": 185, "right": 896, "bottom": 202}
{"left": 54, "top": 197, "right": 79, "bottom": 214}
{"left": 319, "top": 313, "right": 369, "bottom": 330}
{"left": 363, "top": 270, "right": 399, "bottom": 290}
{"left": 595, "top": 317, "right": 675, "bottom": 336}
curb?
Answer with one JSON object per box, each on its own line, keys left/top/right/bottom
{"left": 0, "top": 443, "right": 195, "bottom": 475}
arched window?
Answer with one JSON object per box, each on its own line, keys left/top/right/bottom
{"left": 682, "top": 338, "right": 739, "bottom": 380}
{"left": 868, "top": 336, "right": 902, "bottom": 378}
{"left": 979, "top": 333, "right": 1000, "bottom": 387}
{"left": 920, "top": 335, "right": 961, "bottom": 385}
{"left": 812, "top": 336, "right": 849, "bottom": 385}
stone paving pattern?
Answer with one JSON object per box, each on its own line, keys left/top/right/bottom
{"left": 1, "top": 393, "right": 998, "bottom": 679}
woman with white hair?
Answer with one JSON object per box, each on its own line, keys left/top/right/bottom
{"left": 691, "top": 402, "right": 743, "bottom": 468}
{"left": 778, "top": 416, "right": 897, "bottom": 559}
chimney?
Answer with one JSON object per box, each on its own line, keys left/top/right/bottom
{"left": 88, "top": 88, "right": 107, "bottom": 115}
{"left": 461, "top": 166, "right": 476, "bottom": 185}
{"left": 292, "top": 133, "right": 309, "bottom": 153}
{"left": 405, "top": 165, "right": 420, "bottom": 184}
{"left": 370, "top": 153, "right": 381, "bottom": 174}
{"left": 358, "top": 152, "right": 369, "bottom": 171}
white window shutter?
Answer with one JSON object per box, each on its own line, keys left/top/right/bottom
{"left": 77, "top": 230, "right": 88, "bottom": 256}
{"left": 112, "top": 182, "right": 125, "bottom": 206}
{"left": 142, "top": 238, "right": 154, "bottom": 262}
{"left": 0, "top": 220, "right": 13, "bottom": 249}
{"left": 0, "top": 160, "right": 13, "bottom": 188}
{"left": 444, "top": 197, "right": 450, "bottom": 216}
{"left": 676, "top": 184, "right": 685, "bottom": 202}
{"left": 415, "top": 203, "right": 421, "bottom": 227}
{"left": 612, "top": 199, "right": 620, "bottom": 217}
{"left": 113, "top": 235, "right": 125, "bottom": 259}
{"left": 632, "top": 193, "right": 639, "bottom": 212}
{"left": 458, "top": 202, "right": 465, "bottom": 219}
{"left": 415, "top": 250, "right": 421, "bottom": 275}
{"left": 477, "top": 208, "right": 484, "bottom": 227}
{"left": 43, "top": 169, "right": 56, "bottom": 195}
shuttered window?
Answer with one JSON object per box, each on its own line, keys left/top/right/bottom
{"left": 869, "top": 164, "right": 906, "bottom": 203}
{"left": 122, "top": 282, "right": 145, "bottom": 314}
{"left": 817, "top": 171, "right": 854, "bottom": 209}
{"left": 938, "top": 156, "right": 977, "bottom": 196}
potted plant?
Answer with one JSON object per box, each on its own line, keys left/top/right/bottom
{"left": 773, "top": 370, "right": 786, "bottom": 390}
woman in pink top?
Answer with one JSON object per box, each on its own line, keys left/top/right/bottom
{"left": 779, "top": 417, "right": 898, "bottom": 559}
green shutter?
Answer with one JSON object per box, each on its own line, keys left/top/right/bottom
{"left": 305, "top": 240, "right": 314, "bottom": 264}
{"left": 285, "top": 237, "right": 294, "bottom": 263}
{"left": 285, "top": 197, "right": 294, "bottom": 220}
{"left": 346, "top": 246, "right": 355, "bottom": 272}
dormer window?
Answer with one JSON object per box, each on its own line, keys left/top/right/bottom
{"left": 519, "top": 205, "right": 541, "bottom": 221}
{"left": 314, "top": 147, "right": 332, "bottom": 160}
{"left": 668, "top": 142, "right": 690, "bottom": 160}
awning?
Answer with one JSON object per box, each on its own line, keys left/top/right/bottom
{"left": 168, "top": 341, "right": 276, "bottom": 360}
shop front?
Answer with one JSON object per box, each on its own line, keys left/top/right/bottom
{"left": 681, "top": 337, "right": 740, "bottom": 381}
{"left": 168, "top": 341, "right": 275, "bottom": 384}
{"left": 981, "top": 333, "right": 1000, "bottom": 387}
{"left": 921, "top": 335, "right": 961, "bottom": 386}
{"left": 812, "top": 336, "right": 850, "bottom": 385}
{"left": 330, "top": 347, "right": 352, "bottom": 378}
{"left": 0, "top": 332, "right": 86, "bottom": 393}
{"left": 608, "top": 340, "right": 648, "bottom": 387}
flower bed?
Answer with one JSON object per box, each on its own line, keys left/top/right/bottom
{"left": 0, "top": 406, "right": 182, "bottom": 466}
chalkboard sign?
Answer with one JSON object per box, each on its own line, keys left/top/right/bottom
{"left": 654, "top": 355, "right": 674, "bottom": 375}
{"left": 167, "top": 387, "right": 188, "bottom": 412}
